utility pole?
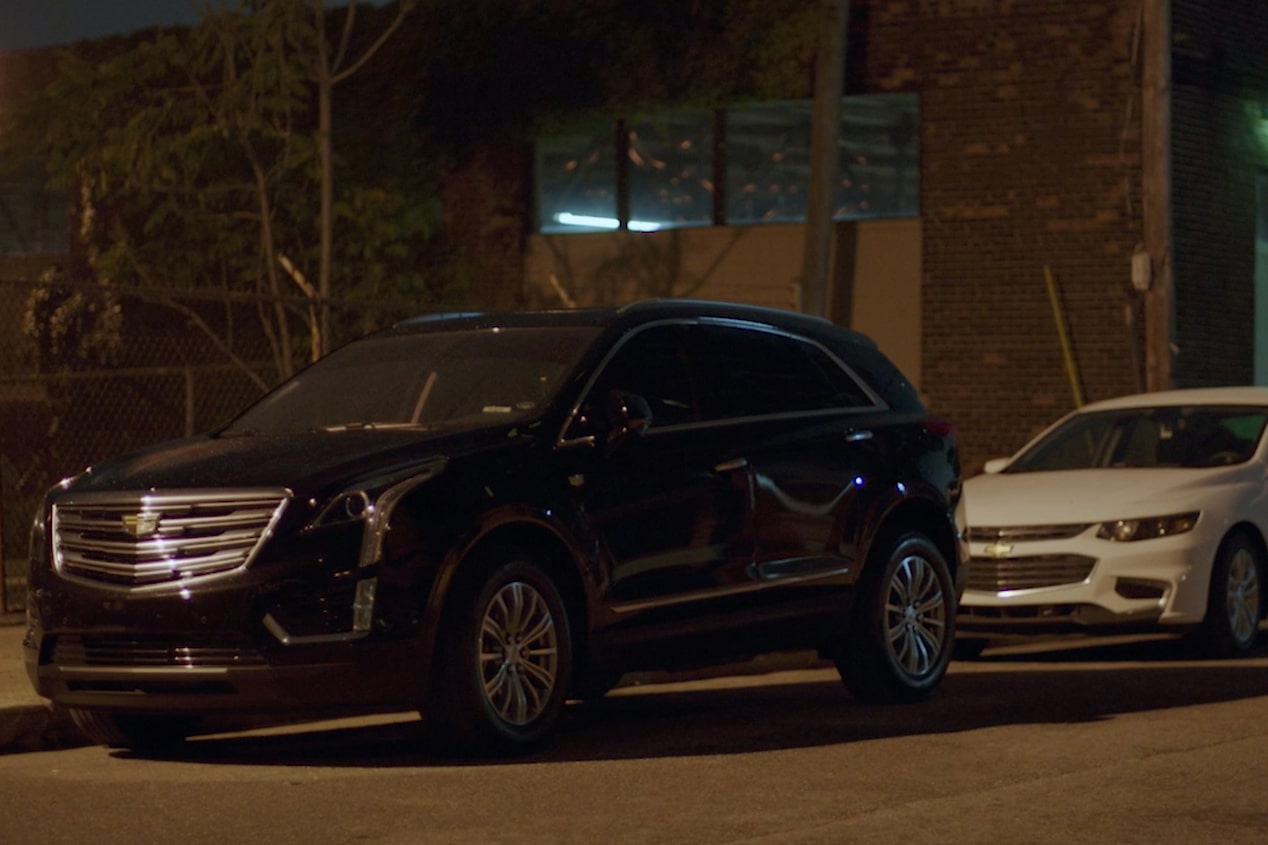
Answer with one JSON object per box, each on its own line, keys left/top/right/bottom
{"left": 800, "top": 0, "right": 851, "bottom": 319}
{"left": 1141, "top": 0, "right": 1173, "bottom": 390}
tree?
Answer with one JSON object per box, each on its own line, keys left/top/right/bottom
{"left": 2, "top": 0, "right": 450, "bottom": 384}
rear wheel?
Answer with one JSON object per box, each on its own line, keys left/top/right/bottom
{"left": 68, "top": 709, "right": 198, "bottom": 752}
{"left": 837, "top": 532, "right": 955, "bottom": 703}
{"left": 425, "top": 555, "right": 572, "bottom": 756}
{"left": 1198, "top": 532, "right": 1264, "bottom": 658}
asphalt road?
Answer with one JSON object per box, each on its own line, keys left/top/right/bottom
{"left": 1, "top": 634, "right": 1267, "bottom": 844}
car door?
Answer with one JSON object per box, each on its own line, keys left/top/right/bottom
{"left": 561, "top": 322, "right": 756, "bottom": 611}
{"left": 693, "top": 322, "right": 885, "bottom": 587}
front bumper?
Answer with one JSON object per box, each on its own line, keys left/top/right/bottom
{"left": 24, "top": 555, "right": 430, "bottom": 717}
{"left": 24, "top": 622, "right": 423, "bottom": 717}
{"left": 956, "top": 528, "right": 1214, "bottom": 634}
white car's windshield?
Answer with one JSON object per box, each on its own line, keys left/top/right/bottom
{"left": 224, "top": 326, "right": 600, "bottom": 435}
{"left": 1005, "top": 405, "right": 1268, "bottom": 472}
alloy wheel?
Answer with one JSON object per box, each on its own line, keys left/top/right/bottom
{"left": 478, "top": 581, "right": 560, "bottom": 726}
{"left": 884, "top": 553, "right": 948, "bottom": 678}
{"left": 1224, "top": 546, "right": 1262, "bottom": 647}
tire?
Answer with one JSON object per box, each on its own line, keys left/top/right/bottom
{"left": 1197, "top": 532, "right": 1264, "bottom": 658}
{"left": 837, "top": 532, "right": 955, "bottom": 703}
{"left": 425, "top": 556, "right": 572, "bottom": 756}
{"left": 68, "top": 709, "right": 198, "bottom": 752}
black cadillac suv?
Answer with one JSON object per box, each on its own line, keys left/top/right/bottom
{"left": 24, "top": 299, "right": 966, "bottom": 755}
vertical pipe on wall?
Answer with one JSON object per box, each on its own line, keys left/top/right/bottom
{"left": 1142, "top": 0, "right": 1174, "bottom": 390}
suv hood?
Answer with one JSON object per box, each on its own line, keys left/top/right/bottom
{"left": 60, "top": 422, "right": 541, "bottom": 498}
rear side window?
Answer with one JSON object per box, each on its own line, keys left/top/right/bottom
{"left": 694, "top": 324, "right": 876, "bottom": 418}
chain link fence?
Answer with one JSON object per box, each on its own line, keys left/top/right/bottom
{"left": 0, "top": 274, "right": 449, "bottom": 612}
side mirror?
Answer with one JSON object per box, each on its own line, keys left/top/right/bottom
{"left": 606, "top": 390, "right": 652, "bottom": 452}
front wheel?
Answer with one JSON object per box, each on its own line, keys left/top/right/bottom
{"left": 837, "top": 532, "right": 955, "bottom": 703}
{"left": 425, "top": 556, "right": 572, "bottom": 756}
{"left": 1197, "top": 532, "right": 1264, "bottom": 658}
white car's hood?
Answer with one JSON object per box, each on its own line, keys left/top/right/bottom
{"left": 963, "top": 467, "right": 1243, "bottom": 527}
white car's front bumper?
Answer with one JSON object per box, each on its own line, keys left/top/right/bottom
{"left": 957, "top": 524, "right": 1215, "bottom": 633}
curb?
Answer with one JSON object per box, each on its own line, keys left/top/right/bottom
{"left": 1, "top": 612, "right": 92, "bottom": 753}
{"left": 0, "top": 702, "right": 89, "bottom": 754}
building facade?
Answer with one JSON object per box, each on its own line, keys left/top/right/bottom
{"left": 502, "top": 0, "right": 1268, "bottom": 472}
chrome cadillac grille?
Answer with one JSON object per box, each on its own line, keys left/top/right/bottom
{"left": 52, "top": 490, "right": 288, "bottom": 588}
{"left": 967, "top": 554, "right": 1097, "bottom": 592}
{"left": 970, "top": 524, "right": 1093, "bottom": 542}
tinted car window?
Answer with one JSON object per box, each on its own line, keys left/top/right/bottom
{"left": 695, "top": 324, "right": 875, "bottom": 419}
{"left": 581, "top": 324, "right": 701, "bottom": 429}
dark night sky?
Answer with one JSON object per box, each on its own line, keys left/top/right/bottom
{"left": 0, "top": 1, "right": 395, "bottom": 51}
{"left": 0, "top": 1, "right": 204, "bottom": 50}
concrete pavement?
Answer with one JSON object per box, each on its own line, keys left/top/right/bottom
{"left": 0, "top": 611, "right": 89, "bottom": 753}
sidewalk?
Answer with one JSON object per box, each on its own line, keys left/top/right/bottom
{"left": 0, "top": 611, "right": 89, "bottom": 753}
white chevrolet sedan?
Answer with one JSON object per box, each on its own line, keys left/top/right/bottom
{"left": 958, "top": 386, "right": 1268, "bottom": 658}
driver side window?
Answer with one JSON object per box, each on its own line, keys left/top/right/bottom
{"left": 579, "top": 324, "right": 701, "bottom": 432}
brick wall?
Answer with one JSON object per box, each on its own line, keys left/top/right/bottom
{"left": 860, "top": 0, "right": 1146, "bottom": 471}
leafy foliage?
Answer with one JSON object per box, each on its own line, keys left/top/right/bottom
{"left": 4, "top": 0, "right": 457, "bottom": 380}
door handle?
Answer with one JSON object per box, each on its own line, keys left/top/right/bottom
{"left": 714, "top": 457, "right": 749, "bottom": 472}
{"left": 845, "top": 430, "right": 874, "bottom": 443}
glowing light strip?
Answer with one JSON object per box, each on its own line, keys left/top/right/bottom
{"left": 554, "top": 212, "right": 661, "bottom": 232}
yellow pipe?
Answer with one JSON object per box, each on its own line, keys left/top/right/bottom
{"left": 1045, "top": 265, "right": 1084, "bottom": 407}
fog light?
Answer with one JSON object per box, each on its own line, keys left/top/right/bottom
{"left": 353, "top": 577, "right": 378, "bottom": 632}
{"left": 1115, "top": 578, "right": 1167, "bottom": 600}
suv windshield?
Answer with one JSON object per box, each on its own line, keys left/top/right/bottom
{"left": 224, "top": 326, "right": 600, "bottom": 435}
{"left": 1006, "top": 405, "right": 1268, "bottom": 472}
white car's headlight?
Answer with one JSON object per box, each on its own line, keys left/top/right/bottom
{"left": 1096, "top": 512, "right": 1199, "bottom": 542}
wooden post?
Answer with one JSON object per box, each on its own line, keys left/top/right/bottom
{"left": 1142, "top": 0, "right": 1173, "bottom": 391}
{"left": 800, "top": 0, "right": 851, "bottom": 319}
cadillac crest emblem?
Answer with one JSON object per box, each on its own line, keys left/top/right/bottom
{"left": 122, "top": 513, "right": 161, "bottom": 538}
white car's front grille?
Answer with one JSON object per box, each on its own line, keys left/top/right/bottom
{"left": 970, "top": 524, "right": 1092, "bottom": 542}
{"left": 52, "top": 490, "right": 288, "bottom": 589}
{"left": 967, "top": 554, "right": 1096, "bottom": 591}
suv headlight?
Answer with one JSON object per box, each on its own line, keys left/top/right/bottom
{"left": 312, "top": 491, "right": 372, "bottom": 528}
{"left": 1096, "top": 511, "right": 1199, "bottom": 542}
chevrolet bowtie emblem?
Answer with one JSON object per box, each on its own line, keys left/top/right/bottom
{"left": 983, "top": 541, "right": 1014, "bottom": 559}
{"left": 122, "top": 513, "right": 161, "bottom": 538}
